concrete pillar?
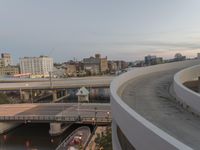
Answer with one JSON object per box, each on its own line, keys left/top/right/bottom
{"left": 52, "top": 90, "right": 57, "bottom": 102}
{"left": 65, "top": 90, "right": 68, "bottom": 96}
{"left": 49, "top": 123, "right": 62, "bottom": 136}
{"left": 20, "top": 91, "right": 30, "bottom": 101}
{"left": 24, "top": 91, "right": 30, "bottom": 101}
{"left": 33, "top": 91, "right": 37, "bottom": 97}
{"left": 58, "top": 91, "right": 62, "bottom": 98}
{"left": 20, "top": 89, "right": 23, "bottom": 100}
{"left": 0, "top": 123, "right": 20, "bottom": 134}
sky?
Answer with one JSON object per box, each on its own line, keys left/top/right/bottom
{"left": 0, "top": 0, "right": 200, "bottom": 63}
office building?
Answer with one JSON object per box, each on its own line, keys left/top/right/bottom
{"left": 145, "top": 55, "right": 163, "bottom": 65}
{"left": 0, "top": 66, "right": 19, "bottom": 76}
{"left": 83, "top": 54, "right": 108, "bottom": 75}
{"left": 1, "top": 53, "right": 12, "bottom": 66}
{"left": 19, "top": 56, "right": 53, "bottom": 77}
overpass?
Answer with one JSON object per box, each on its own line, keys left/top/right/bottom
{"left": 0, "top": 76, "right": 113, "bottom": 90}
{"left": 0, "top": 76, "right": 113, "bottom": 102}
{"left": 0, "top": 103, "right": 111, "bottom": 135}
{"left": 0, "top": 103, "right": 111, "bottom": 123}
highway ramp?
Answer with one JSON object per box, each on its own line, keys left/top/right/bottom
{"left": 121, "top": 65, "right": 200, "bottom": 149}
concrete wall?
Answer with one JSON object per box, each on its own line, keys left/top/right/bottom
{"left": 174, "top": 64, "right": 200, "bottom": 115}
{"left": 110, "top": 60, "right": 200, "bottom": 150}
{"left": 49, "top": 123, "right": 62, "bottom": 136}
{"left": 112, "top": 120, "right": 122, "bottom": 150}
{"left": 0, "top": 123, "right": 20, "bottom": 134}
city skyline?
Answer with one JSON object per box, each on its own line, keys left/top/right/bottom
{"left": 0, "top": 0, "right": 200, "bottom": 62}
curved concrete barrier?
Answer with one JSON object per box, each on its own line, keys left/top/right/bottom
{"left": 174, "top": 64, "right": 200, "bottom": 114}
{"left": 110, "top": 60, "right": 200, "bottom": 150}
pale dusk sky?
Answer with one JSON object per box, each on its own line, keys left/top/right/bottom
{"left": 0, "top": 0, "right": 200, "bottom": 63}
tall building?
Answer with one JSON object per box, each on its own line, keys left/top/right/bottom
{"left": 1, "top": 53, "right": 12, "bottom": 66}
{"left": 108, "top": 61, "right": 118, "bottom": 73}
{"left": 19, "top": 56, "right": 53, "bottom": 77}
{"left": 83, "top": 56, "right": 100, "bottom": 75}
{"left": 0, "top": 53, "right": 12, "bottom": 67}
{"left": 83, "top": 54, "right": 108, "bottom": 75}
{"left": 0, "top": 66, "right": 19, "bottom": 76}
{"left": 0, "top": 53, "right": 19, "bottom": 76}
{"left": 100, "top": 57, "right": 108, "bottom": 73}
{"left": 145, "top": 55, "right": 156, "bottom": 65}
{"left": 65, "top": 64, "right": 77, "bottom": 77}
{"left": 145, "top": 55, "right": 163, "bottom": 65}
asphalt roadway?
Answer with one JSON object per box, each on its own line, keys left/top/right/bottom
{"left": 0, "top": 103, "right": 111, "bottom": 119}
{"left": 0, "top": 76, "right": 114, "bottom": 90}
{"left": 121, "top": 66, "right": 200, "bottom": 149}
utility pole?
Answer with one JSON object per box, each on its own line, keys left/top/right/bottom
{"left": 94, "top": 107, "right": 97, "bottom": 121}
{"left": 31, "top": 89, "right": 33, "bottom": 103}
{"left": 49, "top": 71, "right": 53, "bottom": 89}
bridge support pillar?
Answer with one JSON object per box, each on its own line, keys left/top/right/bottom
{"left": 20, "top": 90, "right": 30, "bottom": 101}
{"left": 52, "top": 90, "right": 57, "bottom": 102}
{"left": 65, "top": 90, "right": 68, "bottom": 96}
{"left": 0, "top": 123, "right": 20, "bottom": 134}
{"left": 49, "top": 123, "right": 62, "bottom": 136}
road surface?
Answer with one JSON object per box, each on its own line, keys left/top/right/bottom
{"left": 0, "top": 76, "right": 114, "bottom": 90}
{"left": 0, "top": 103, "right": 111, "bottom": 120}
{"left": 121, "top": 68, "right": 200, "bottom": 149}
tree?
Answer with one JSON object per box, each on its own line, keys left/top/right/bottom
{"left": 0, "top": 93, "right": 10, "bottom": 104}
{"left": 94, "top": 127, "right": 112, "bottom": 150}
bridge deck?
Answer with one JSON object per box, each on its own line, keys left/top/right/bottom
{"left": 0, "top": 103, "right": 111, "bottom": 123}
{"left": 0, "top": 76, "right": 113, "bottom": 90}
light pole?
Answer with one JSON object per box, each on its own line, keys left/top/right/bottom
{"left": 25, "top": 83, "right": 33, "bottom": 103}
{"left": 19, "top": 88, "right": 22, "bottom": 101}
{"left": 30, "top": 88, "right": 33, "bottom": 103}
{"left": 94, "top": 107, "right": 97, "bottom": 122}
{"left": 92, "top": 117, "right": 95, "bottom": 125}
{"left": 49, "top": 71, "right": 53, "bottom": 89}
{"left": 106, "top": 111, "right": 110, "bottom": 122}
{"left": 77, "top": 97, "right": 80, "bottom": 121}
{"left": 62, "top": 92, "right": 65, "bottom": 117}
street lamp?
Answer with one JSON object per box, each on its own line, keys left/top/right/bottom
{"left": 77, "top": 98, "right": 81, "bottom": 121}
{"left": 78, "top": 98, "right": 80, "bottom": 116}
{"left": 94, "top": 107, "right": 97, "bottom": 121}
{"left": 106, "top": 111, "right": 110, "bottom": 122}
{"left": 25, "top": 83, "right": 33, "bottom": 103}
{"left": 49, "top": 71, "right": 53, "bottom": 89}
{"left": 92, "top": 117, "right": 95, "bottom": 125}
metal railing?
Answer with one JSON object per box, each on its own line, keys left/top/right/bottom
{"left": 0, "top": 115, "right": 112, "bottom": 123}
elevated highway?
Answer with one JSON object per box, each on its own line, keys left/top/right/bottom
{"left": 121, "top": 68, "right": 200, "bottom": 149}
{"left": 0, "top": 103, "right": 111, "bottom": 135}
{"left": 0, "top": 103, "right": 111, "bottom": 124}
{"left": 0, "top": 76, "right": 113, "bottom": 90}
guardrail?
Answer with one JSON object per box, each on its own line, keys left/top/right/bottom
{"left": 0, "top": 115, "right": 112, "bottom": 123}
{"left": 174, "top": 64, "right": 200, "bottom": 115}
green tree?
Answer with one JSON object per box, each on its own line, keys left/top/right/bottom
{"left": 0, "top": 93, "right": 10, "bottom": 104}
{"left": 95, "top": 127, "right": 112, "bottom": 150}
